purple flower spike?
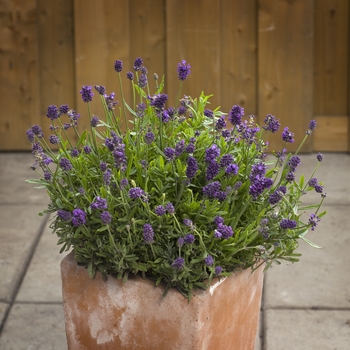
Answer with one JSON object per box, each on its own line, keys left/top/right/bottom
{"left": 80, "top": 85, "right": 94, "bottom": 103}
{"left": 204, "top": 255, "right": 214, "bottom": 266}
{"left": 308, "top": 213, "right": 321, "bottom": 231}
{"left": 155, "top": 205, "right": 166, "bottom": 216}
{"left": 57, "top": 209, "right": 72, "bottom": 221}
{"left": 126, "top": 71, "right": 134, "bottom": 81}
{"left": 186, "top": 156, "right": 198, "bottom": 179}
{"left": 49, "top": 135, "right": 60, "bottom": 145}
{"left": 317, "top": 153, "right": 323, "bottom": 162}
{"left": 59, "top": 158, "right": 72, "bottom": 171}
{"left": 204, "top": 109, "right": 214, "bottom": 119}
{"left": 133, "top": 57, "right": 143, "bottom": 71}
{"left": 46, "top": 105, "right": 60, "bottom": 120}
{"left": 26, "top": 129, "right": 35, "bottom": 143}
{"left": 282, "top": 127, "right": 295, "bottom": 143}
{"left": 101, "top": 211, "right": 112, "bottom": 225}
{"left": 114, "top": 60, "right": 123, "bottom": 72}
{"left": 280, "top": 219, "right": 297, "bottom": 229}
{"left": 166, "top": 202, "right": 175, "bottom": 214}
{"left": 171, "top": 257, "right": 185, "bottom": 269}
{"left": 94, "top": 85, "right": 106, "bottom": 95}
{"left": 184, "top": 233, "right": 195, "bottom": 244}
{"left": 215, "top": 266, "right": 223, "bottom": 276}
{"left": 177, "top": 60, "right": 191, "bottom": 81}
{"left": 164, "top": 147, "right": 175, "bottom": 161}
{"left": 72, "top": 208, "right": 86, "bottom": 226}
{"left": 308, "top": 119, "right": 317, "bottom": 131}
{"left": 91, "top": 116, "right": 99, "bottom": 127}
{"left": 143, "top": 223, "right": 154, "bottom": 244}
{"left": 228, "top": 105, "right": 244, "bottom": 126}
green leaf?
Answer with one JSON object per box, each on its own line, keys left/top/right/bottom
{"left": 300, "top": 236, "right": 322, "bottom": 249}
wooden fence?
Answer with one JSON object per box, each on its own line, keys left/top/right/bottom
{"left": 0, "top": 0, "right": 349, "bottom": 152}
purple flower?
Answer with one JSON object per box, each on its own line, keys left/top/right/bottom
{"left": 226, "top": 164, "right": 239, "bottom": 176}
{"left": 308, "top": 178, "right": 318, "bottom": 188}
{"left": 126, "top": 71, "right": 134, "bottom": 80}
{"left": 91, "top": 116, "right": 99, "bottom": 127}
{"left": 215, "top": 116, "right": 226, "bottom": 131}
{"left": 100, "top": 162, "right": 107, "bottom": 172}
{"left": 282, "top": 127, "right": 295, "bottom": 143}
{"left": 155, "top": 205, "right": 166, "bottom": 216}
{"left": 186, "top": 156, "right": 198, "bottom": 179}
{"left": 288, "top": 156, "right": 301, "bottom": 171}
{"left": 308, "top": 119, "right": 317, "bottom": 132}
{"left": 105, "top": 92, "right": 118, "bottom": 110}
{"left": 178, "top": 105, "right": 186, "bottom": 116}
{"left": 269, "top": 186, "right": 286, "bottom": 205}
{"left": 149, "top": 93, "right": 168, "bottom": 112}
{"left": 144, "top": 131, "right": 155, "bottom": 144}
{"left": 184, "top": 233, "right": 195, "bottom": 244}
{"left": 114, "top": 59, "right": 123, "bottom": 72}
{"left": 31, "top": 125, "right": 44, "bottom": 138}
{"left": 315, "top": 184, "right": 324, "bottom": 193}
{"left": 286, "top": 171, "right": 295, "bottom": 182}
{"left": 171, "top": 257, "right": 185, "bottom": 269}
{"left": 71, "top": 148, "right": 80, "bottom": 157}
{"left": 205, "top": 144, "right": 220, "bottom": 163}
{"left": 206, "top": 160, "right": 220, "bottom": 180}
{"left": 203, "top": 181, "right": 221, "bottom": 198}
{"left": 26, "top": 129, "right": 35, "bottom": 143}
{"left": 143, "top": 223, "right": 154, "bottom": 244}
{"left": 138, "top": 74, "right": 148, "bottom": 88}
{"left": 204, "top": 255, "right": 214, "bottom": 266}
{"left": 164, "top": 147, "right": 175, "bottom": 161}
{"left": 214, "top": 216, "right": 224, "bottom": 226}
{"left": 317, "top": 153, "right": 323, "bottom": 162}
{"left": 177, "top": 60, "right": 191, "bottom": 80}
{"left": 59, "top": 158, "right": 73, "bottom": 171}
{"left": 250, "top": 162, "right": 267, "bottom": 178}
{"left": 215, "top": 266, "right": 223, "bottom": 276}
{"left": 160, "top": 110, "right": 171, "bottom": 123}
{"left": 263, "top": 114, "right": 280, "bottom": 133}
{"left": 57, "top": 209, "right": 71, "bottom": 221}
{"left": 175, "top": 140, "right": 185, "bottom": 156}
{"left": 128, "top": 187, "right": 146, "bottom": 200}
{"left": 308, "top": 213, "right": 320, "bottom": 231}
{"left": 59, "top": 104, "right": 69, "bottom": 114}
{"left": 183, "top": 219, "right": 194, "bottom": 229}
{"left": 84, "top": 145, "right": 92, "bottom": 154}
{"left": 166, "top": 202, "right": 175, "bottom": 214}
{"left": 204, "top": 109, "right": 214, "bottom": 119}
{"left": 90, "top": 196, "right": 107, "bottom": 210}
{"left": 177, "top": 237, "right": 185, "bottom": 247}
{"left": 120, "top": 178, "right": 129, "bottom": 189}
{"left": 133, "top": 57, "right": 143, "bottom": 71}
{"left": 44, "top": 171, "right": 52, "bottom": 181}
{"left": 104, "top": 169, "right": 112, "bottom": 185}
{"left": 101, "top": 211, "right": 112, "bottom": 225}
{"left": 46, "top": 105, "right": 60, "bottom": 120}
{"left": 216, "top": 223, "right": 233, "bottom": 239}
{"left": 228, "top": 105, "right": 244, "bottom": 126}
{"left": 78, "top": 187, "right": 85, "bottom": 195}
{"left": 214, "top": 191, "right": 227, "bottom": 202}
{"left": 94, "top": 85, "right": 106, "bottom": 95}
{"left": 280, "top": 219, "right": 297, "bottom": 229}
{"left": 72, "top": 208, "right": 86, "bottom": 226}
{"left": 141, "top": 66, "right": 148, "bottom": 74}
{"left": 185, "top": 142, "right": 196, "bottom": 154}
{"left": 49, "top": 135, "right": 60, "bottom": 145}
{"left": 220, "top": 154, "right": 234, "bottom": 168}
{"left": 80, "top": 85, "right": 94, "bottom": 103}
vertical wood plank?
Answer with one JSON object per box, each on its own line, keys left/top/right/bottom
{"left": 166, "top": 0, "right": 221, "bottom": 109}
{"left": 314, "top": 0, "right": 349, "bottom": 116}
{"left": 258, "top": 0, "right": 314, "bottom": 152}
{"left": 37, "top": 0, "right": 75, "bottom": 136}
{"left": 0, "top": 0, "right": 40, "bottom": 150}
{"left": 74, "top": 0, "right": 130, "bottom": 132}
{"left": 220, "top": 0, "right": 257, "bottom": 116}
{"left": 129, "top": 0, "right": 166, "bottom": 92}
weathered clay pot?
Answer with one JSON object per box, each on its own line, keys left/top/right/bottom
{"left": 61, "top": 251, "right": 264, "bottom": 350}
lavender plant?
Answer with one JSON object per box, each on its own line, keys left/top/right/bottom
{"left": 26, "top": 58, "right": 326, "bottom": 298}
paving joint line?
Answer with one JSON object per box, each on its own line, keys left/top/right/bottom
{"left": 0, "top": 215, "right": 49, "bottom": 336}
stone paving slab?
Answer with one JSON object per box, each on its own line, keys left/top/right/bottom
{"left": 295, "top": 153, "right": 350, "bottom": 205}
{"left": 264, "top": 309, "right": 350, "bottom": 350}
{"left": 0, "top": 205, "right": 47, "bottom": 302}
{"left": 0, "top": 153, "right": 48, "bottom": 205}
{"left": 16, "top": 220, "right": 68, "bottom": 303}
{"left": 264, "top": 204, "right": 350, "bottom": 309}
{"left": 0, "top": 302, "right": 9, "bottom": 328}
{"left": 0, "top": 303, "right": 67, "bottom": 350}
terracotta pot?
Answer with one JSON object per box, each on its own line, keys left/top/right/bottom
{"left": 61, "top": 252, "right": 264, "bottom": 350}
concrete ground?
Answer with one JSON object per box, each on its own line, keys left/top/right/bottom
{"left": 0, "top": 152, "right": 349, "bottom": 350}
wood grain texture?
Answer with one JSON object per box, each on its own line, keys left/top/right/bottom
{"left": 166, "top": 0, "right": 221, "bottom": 108}
{"left": 37, "top": 0, "right": 75, "bottom": 139}
{"left": 0, "top": 0, "right": 40, "bottom": 150}
{"left": 313, "top": 115, "right": 348, "bottom": 152}
{"left": 314, "top": 0, "right": 349, "bottom": 116}
{"left": 258, "top": 0, "right": 314, "bottom": 152}
{"left": 74, "top": 0, "right": 130, "bottom": 132}
{"left": 220, "top": 0, "right": 257, "bottom": 116}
